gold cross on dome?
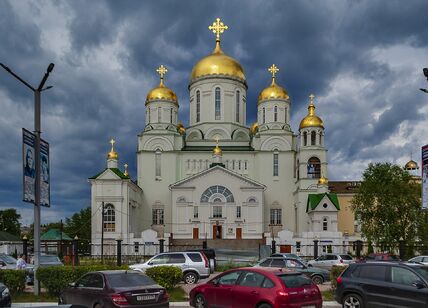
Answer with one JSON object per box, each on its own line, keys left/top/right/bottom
{"left": 215, "top": 137, "right": 219, "bottom": 145}
{"left": 209, "top": 18, "right": 228, "bottom": 41}
{"left": 309, "top": 94, "right": 315, "bottom": 104}
{"left": 109, "top": 139, "right": 115, "bottom": 150}
{"left": 268, "top": 64, "right": 279, "bottom": 78}
{"left": 156, "top": 65, "right": 168, "bottom": 80}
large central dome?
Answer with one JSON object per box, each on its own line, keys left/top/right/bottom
{"left": 190, "top": 42, "right": 246, "bottom": 82}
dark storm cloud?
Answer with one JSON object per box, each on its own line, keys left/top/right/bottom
{"left": 1, "top": 0, "right": 427, "bottom": 222}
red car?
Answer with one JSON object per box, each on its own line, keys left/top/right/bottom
{"left": 189, "top": 267, "right": 322, "bottom": 308}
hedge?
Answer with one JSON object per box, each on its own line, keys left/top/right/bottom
{"left": 36, "top": 265, "right": 128, "bottom": 296}
{"left": 330, "top": 265, "right": 348, "bottom": 291}
{"left": 0, "top": 270, "right": 26, "bottom": 294}
{"left": 145, "top": 266, "right": 182, "bottom": 290}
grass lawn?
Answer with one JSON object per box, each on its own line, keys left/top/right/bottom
{"left": 322, "top": 289, "right": 334, "bottom": 301}
{"left": 169, "top": 286, "right": 188, "bottom": 302}
{"left": 12, "top": 292, "right": 57, "bottom": 303}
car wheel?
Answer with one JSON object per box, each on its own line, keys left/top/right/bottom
{"left": 184, "top": 272, "right": 198, "bottom": 284}
{"left": 194, "top": 293, "right": 207, "bottom": 308}
{"left": 307, "top": 264, "right": 313, "bottom": 267}
{"left": 258, "top": 304, "right": 272, "bottom": 308}
{"left": 343, "top": 293, "right": 364, "bottom": 308}
{"left": 311, "top": 275, "right": 324, "bottom": 285}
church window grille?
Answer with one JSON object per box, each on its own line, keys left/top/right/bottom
{"left": 296, "top": 241, "right": 301, "bottom": 253}
{"left": 103, "top": 204, "right": 115, "bottom": 232}
{"left": 303, "top": 132, "right": 307, "bottom": 146}
{"left": 152, "top": 209, "right": 164, "bottom": 225}
{"left": 270, "top": 209, "right": 282, "bottom": 225}
{"left": 158, "top": 107, "right": 162, "bottom": 123}
{"left": 274, "top": 106, "right": 278, "bottom": 122}
{"left": 263, "top": 108, "right": 266, "bottom": 124}
{"left": 307, "top": 157, "right": 321, "bottom": 179}
{"left": 155, "top": 150, "right": 161, "bottom": 178}
{"left": 134, "top": 242, "right": 139, "bottom": 253}
{"left": 273, "top": 153, "right": 279, "bottom": 176}
{"left": 236, "top": 206, "right": 241, "bottom": 218}
{"left": 311, "top": 131, "right": 316, "bottom": 145}
{"left": 213, "top": 206, "right": 222, "bottom": 218}
{"left": 196, "top": 90, "right": 201, "bottom": 122}
{"left": 200, "top": 185, "right": 234, "bottom": 203}
{"left": 170, "top": 107, "right": 173, "bottom": 123}
{"left": 215, "top": 87, "right": 221, "bottom": 120}
{"left": 323, "top": 217, "right": 328, "bottom": 231}
{"left": 193, "top": 206, "right": 199, "bottom": 219}
{"left": 236, "top": 90, "right": 240, "bottom": 122}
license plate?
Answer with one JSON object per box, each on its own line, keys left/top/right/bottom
{"left": 136, "top": 295, "right": 156, "bottom": 301}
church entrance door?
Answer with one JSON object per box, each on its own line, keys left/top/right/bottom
{"left": 213, "top": 225, "right": 222, "bottom": 239}
{"left": 193, "top": 228, "right": 199, "bottom": 239}
{"left": 236, "top": 228, "right": 242, "bottom": 239}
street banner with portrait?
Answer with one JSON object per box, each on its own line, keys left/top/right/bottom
{"left": 422, "top": 144, "right": 428, "bottom": 209}
{"left": 22, "top": 128, "right": 50, "bottom": 207}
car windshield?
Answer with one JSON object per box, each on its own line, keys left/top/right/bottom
{"left": 413, "top": 267, "right": 428, "bottom": 281}
{"left": 40, "top": 256, "right": 60, "bottom": 262}
{"left": 340, "top": 255, "right": 353, "bottom": 260}
{"left": 1, "top": 255, "right": 17, "bottom": 264}
{"left": 108, "top": 273, "right": 156, "bottom": 288}
{"left": 279, "top": 274, "right": 312, "bottom": 288}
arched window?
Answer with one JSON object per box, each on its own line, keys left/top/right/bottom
{"left": 307, "top": 157, "right": 321, "bottom": 179}
{"left": 155, "top": 149, "right": 162, "bottom": 178}
{"left": 311, "top": 131, "right": 316, "bottom": 145}
{"left": 296, "top": 159, "right": 300, "bottom": 179}
{"left": 274, "top": 106, "right": 278, "bottom": 122}
{"left": 323, "top": 217, "right": 328, "bottom": 231}
{"left": 273, "top": 152, "right": 279, "bottom": 176}
{"left": 284, "top": 108, "right": 287, "bottom": 122}
{"left": 319, "top": 132, "right": 323, "bottom": 146}
{"left": 236, "top": 90, "right": 240, "bottom": 122}
{"left": 103, "top": 204, "right": 115, "bottom": 232}
{"left": 200, "top": 185, "right": 234, "bottom": 203}
{"left": 303, "top": 132, "right": 307, "bottom": 146}
{"left": 148, "top": 108, "right": 151, "bottom": 123}
{"left": 157, "top": 107, "right": 162, "bottom": 123}
{"left": 248, "top": 197, "right": 257, "bottom": 203}
{"left": 170, "top": 107, "right": 173, "bottom": 123}
{"left": 196, "top": 90, "right": 201, "bottom": 123}
{"left": 215, "top": 87, "right": 221, "bottom": 120}
{"left": 263, "top": 108, "right": 266, "bottom": 124}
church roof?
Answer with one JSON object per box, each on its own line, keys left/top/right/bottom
{"left": 41, "top": 229, "right": 73, "bottom": 241}
{"left": 306, "top": 192, "right": 340, "bottom": 212}
{"left": 89, "top": 168, "right": 130, "bottom": 180}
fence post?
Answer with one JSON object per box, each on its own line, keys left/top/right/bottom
{"left": 313, "top": 239, "right": 319, "bottom": 259}
{"left": 399, "top": 237, "right": 405, "bottom": 261}
{"left": 356, "top": 240, "right": 362, "bottom": 259}
{"left": 22, "top": 235, "right": 28, "bottom": 258}
{"left": 159, "top": 239, "right": 165, "bottom": 253}
{"left": 73, "top": 236, "right": 79, "bottom": 266}
{"left": 117, "top": 238, "right": 122, "bottom": 267}
{"left": 271, "top": 240, "right": 276, "bottom": 254}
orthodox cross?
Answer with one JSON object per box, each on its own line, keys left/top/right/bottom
{"left": 209, "top": 18, "right": 228, "bottom": 41}
{"left": 156, "top": 65, "right": 168, "bottom": 84}
{"left": 110, "top": 139, "right": 116, "bottom": 151}
{"left": 124, "top": 163, "right": 129, "bottom": 176}
{"left": 309, "top": 94, "right": 315, "bottom": 104}
{"left": 268, "top": 64, "right": 279, "bottom": 78}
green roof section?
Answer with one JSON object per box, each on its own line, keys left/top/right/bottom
{"left": 89, "top": 168, "right": 130, "bottom": 180}
{"left": 306, "top": 193, "right": 340, "bottom": 212}
{"left": 41, "top": 229, "right": 73, "bottom": 241}
{"left": 0, "top": 231, "right": 21, "bottom": 242}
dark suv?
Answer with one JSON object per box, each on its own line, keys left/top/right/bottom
{"left": 336, "top": 262, "right": 428, "bottom": 307}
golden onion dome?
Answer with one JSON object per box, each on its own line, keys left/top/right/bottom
{"left": 177, "top": 123, "right": 186, "bottom": 135}
{"left": 146, "top": 65, "right": 178, "bottom": 105}
{"left": 107, "top": 139, "right": 118, "bottom": 160}
{"left": 258, "top": 64, "right": 289, "bottom": 103}
{"left": 191, "top": 18, "right": 245, "bottom": 82}
{"left": 318, "top": 176, "right": 328, "bottom": 185}
{"left": 250, "top": 122, "right": 259, "bottom": 135}
{"left": 299, "top": 94, "right": 324, "bottom": 130}
{"left": 404, "top": 159, "right": 419, "bottom": 170}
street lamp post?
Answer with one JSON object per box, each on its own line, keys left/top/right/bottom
{"left": 0, "top": 62, "right": 54, "bottom": 295}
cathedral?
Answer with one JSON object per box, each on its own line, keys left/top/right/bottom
{"left": 90, "top": 19, "right": 347, "bottom": 256}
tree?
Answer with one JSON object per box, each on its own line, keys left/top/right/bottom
{"left": 352, "top": 163, "right": 421, "bottom": 251}
{"left": 64, "top": 207, "right": 91, "bottom": 253}
{"left": 0, "top": 208, "right": 22, "bottom": 236}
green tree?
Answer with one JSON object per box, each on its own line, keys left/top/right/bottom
{"left": 352, "top": 163, "right": 421, "bottom": 251}
{"left": 64, "top": 207, "right": 91, "bottom": 253}
{"left": 0, "top": 208, "right": 22, "bottom": 236}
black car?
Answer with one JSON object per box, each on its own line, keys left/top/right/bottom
{"left": 335, "top": 262, "right": 428, "bottom": 307}
{"left": 59, "top": 270, "right": 169, "bottom": 308}
{"left": 0, "top": 282, "right": 11, "bottom": 307}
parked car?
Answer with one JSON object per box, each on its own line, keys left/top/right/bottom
{"left": 189, "top": 267, "right": 322, "bottom": 308}
{"left": 130, "top": 252, "right": 210, "bottom": 284}
{"left": 254, "top": 257, "right": 329, "bottom": 284}
{"left": 0, "top": 255, "right": 18, "bottom": 270}
{"left": 59, "top": 270, "right": 169, "bottom": 308}
{"left": 0, "top": 282, "right": 11, "bottom": 307}
{"left": 363, "top": 253, "right": 400, "bottom": 262}
{"left": 409, "top": 256, "right": 428, "bottom": 265}
{"left": 335, "top": 262, "right": 428, "bottom": 308}
{"left": 307, "top": 254, "right": 354, "bottom": 270}
{"left": 39, "top": 255, "right": 64, "bottom": 267}
{"left": 187, "top": 249, "right": 216, "bottom": 273}
{"left": 271, "top": 253, "right": 307, "bottom": 265}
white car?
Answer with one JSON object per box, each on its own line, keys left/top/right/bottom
{"left": 307, "top": 253, "right": 354, "bottom": 270}
{"left": 408, "top": 255, "right": 428, "bottom": 265}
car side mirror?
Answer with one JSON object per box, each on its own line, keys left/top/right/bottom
{"left": 412, "top": 280, "right": 426, "bottom": 289}
{"left": 69, "top": 282, "right": 76, "bottom": 288}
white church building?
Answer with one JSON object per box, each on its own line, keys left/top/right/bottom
{"left": 90, "top": 19, "right": 345, "bottom": 256}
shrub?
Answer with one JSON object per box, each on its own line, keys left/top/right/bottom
{"left": 215, "top": 261, "right": 246, "bottom": 272}
{"left": 0, "top": 269, "right": 26, "bottom": 294}
{"left": 145, "top": 266, "right": 182, "bottom": 290}
{"left": 330, "top": 265, "right": 348, "bottom": 291}
{"left": 36, "top": 265, "right": 128, "bottom": 296}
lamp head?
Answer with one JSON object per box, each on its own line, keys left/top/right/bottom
{"left": 47, "top": 63, "right": 55, "bottom": 73}
{"left": 423, "top": 68, "right": 428, "bottom": 79}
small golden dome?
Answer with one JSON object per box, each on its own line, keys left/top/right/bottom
{"left": 258, "top": 64, "right": 289, "bottom": 103}
{"left": 299, "top": 94, "right": 324, "bottom": 130}
{"left": 213, "top": 138, "right": 222, "bottom": 155}
{"left": 146, "top": 65, "right": 178, "bottom": 105}
{"left": 250, "top": 122, "right": 259, "bottom": 135}
{"left": 318, "top": 176, "right": 328, "bottom": 185}
{"left": 191, "top": 18, "right": 245, "bottom": 82}
{"left": 107, "top": 139, "right": 118, "bottom": 160}
{"left": 177, "top": 123, "right": 186, "bottom": 135}
{"left": 404, "top": 159, "right": 419, "bottom": 170}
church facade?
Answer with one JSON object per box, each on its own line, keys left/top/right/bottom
{"left": 90, "top": 19, "right": 348, "bottom": 256}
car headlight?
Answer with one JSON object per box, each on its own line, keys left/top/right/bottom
{"left": 2, "top": 288, "right": 9, "bottom": 297}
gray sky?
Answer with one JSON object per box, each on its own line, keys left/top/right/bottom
{"left": 1, "top": 0, "right": 427, "bottom": 224}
